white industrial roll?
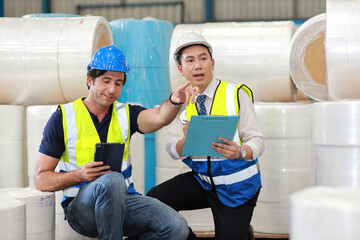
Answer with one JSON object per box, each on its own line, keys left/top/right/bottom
{"left": 155, "top": 125, "right": 186, "bottom": 169}
{"left": 255, "top": 102, "right": 313, "bottom": 138}
{"left": 326, "top": 0, "right": 360, "bottom": 100}
{"left": 313, "top": 101, "right": 360, "bottom": 186}
{"left": 289, "top": 13, "right": 327, "bottom": 101}
{"left": 130, "top": 132, "right": 145, "bottom": 195}
{"left": 251, "top": 102, "right": 314, "bottom": 234}
{"left": 170, "top": 21, "right": 296, "bottom": 102}
{"left": 0, "top": 198, "right": 26, "bottom": 240}
{"left": 291, "top": 186, "right": 360, "bottom": 240}
{"left": 180, "top": 209, "right": 215, "bottom": 232}
{"left": 26, "top": 105, "right": 59, "bottom": 186}
{"left": 0, "top": 16, "right": 112, "bottom": 105}
{"left": 0, "top": 187, "right": 55, "bottom": 240}
{"left": 0, "top": 105, "right": 25, "bottom": 188}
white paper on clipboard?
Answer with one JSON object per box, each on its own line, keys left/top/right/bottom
{"left": 182, "top": 115, "right": 240, "bottom": 157}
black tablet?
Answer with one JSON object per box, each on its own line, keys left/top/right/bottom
{"left": 94, "top": 142, "right": 125, "bottom": 172}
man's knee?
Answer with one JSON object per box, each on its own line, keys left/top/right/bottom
{"left": 97, "top": 172, "right": 126, "bottom": 194}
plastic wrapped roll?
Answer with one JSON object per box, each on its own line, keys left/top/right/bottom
{"left": 26, "top": 105, "right": 58, "bottom": 186}
{"left": 327, "top": 0, "right": 360, "bottom": 100}
{"left": 110, "top": 19, "right": 173, "bottom": 108}
{"left": 0, "top": 16, "right": 112, "bottom": 105}
{"left": 0, "top": 187, "right": 55, "bottom": 240}
{"left": 170, "top": 21, "right": 296, "bottom": 102}
{"left": 252, "top": 102, "right": 314, "bottom": 234}
{"left": 289, "top": 13, "right": 327, "bottom": 101}
{"left": 291, "top": 186, "right": 360, "bottom": 240}
{"left": 313, "top": 101, "right": 360, "bottom": 186}
{"left": 313, "top": 101, "right": 360, "bottom": 146}
{"left": 130, "top": 132, "right": 145, "bottom": 195}
{"left": 255, "top": 102, "right": 313, "bottom": 138}
{"left": 0, "top": 198, "right": 26, "bottom": 240}
{"left": 0, "top": 105, "right": 25, "bottom": 188}
{"left": 155, "top": 126, "right": 186, "bottom": 169}
{"left": 180, "top": 209, "right": 215, "bottom": 232}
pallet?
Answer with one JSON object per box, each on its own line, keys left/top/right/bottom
{"left": 194, "top": 231, "right": 289, "bottom": 239}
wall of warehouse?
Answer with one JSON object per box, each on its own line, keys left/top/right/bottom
{"left": 4, "top": 0, "right": 325, "bottom": 23}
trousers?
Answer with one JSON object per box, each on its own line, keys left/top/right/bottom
{"left": 65, "top": 172, "right": 190, "bottom": 240}
{"left": 147, "top": 171, "right": 260, "bottom": 240}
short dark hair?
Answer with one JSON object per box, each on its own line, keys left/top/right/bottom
{"left": 86, "top": 69, "right": 127, "bottom": 89}
{"left": 177, "top": 44, "right": 213, "bottom": 66}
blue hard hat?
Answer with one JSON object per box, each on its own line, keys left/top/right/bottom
{"left": 87, "top": 45, "right": 130, "bottom": 73}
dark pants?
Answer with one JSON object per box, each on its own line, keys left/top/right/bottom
{"left": 147, "top": 171, "right": 260, "bottom": 240}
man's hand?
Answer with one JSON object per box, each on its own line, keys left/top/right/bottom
{"left": 78, "top": 161, "right": 111, "bottom": 181}
{"left": 171, "top": 81, "right": 200, "bottom": 106}
{"left": 211, "top": 137, "right": 241, "bottom": 159}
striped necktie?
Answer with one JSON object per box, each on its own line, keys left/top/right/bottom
{"left": 197, "top": 94, "right": 207, "bottom": 116}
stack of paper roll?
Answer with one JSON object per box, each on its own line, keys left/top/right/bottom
{"left": 251, "top": 102, "right": 314, "bottom": 234}
{"left": 290, "top": 186, "right": 360, "bottom": 240}
{"left": 313, "top": 101, "right": 360, "bottom": 186}
{"left": 0, "top": 187, "right": 55, "bottom": 240}
{"left": 0, "top": 105, "right": 25, "bottom": 188}
{"left": 155, "top": 126, "right": 215, "bottom": 232}
{"left": 0, "top": 198, "right": 26, "bottom": 240}
{"left": 0, "top": 16, "right": 112, "bottom": 105}
{"left": 169, "top": 21, "right": 296, "bottom": 102}
{"left": 26, "top": 105, "right": 59, "bottom": 186}
{"left": 289, "top": 13, "right": 327, "bottom": 101}
{"left": 326, "top": 0, "right": 360, "bottom": 100}
{"left": 130, "top": 131, "right": 145, "bottom": 195}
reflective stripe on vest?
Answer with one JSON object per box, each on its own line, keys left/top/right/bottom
{"left": 59, "top": 98, "right": 134, "bottom": 198}
{"left": 180, "top": 80, "right": 261, "bottom": 207}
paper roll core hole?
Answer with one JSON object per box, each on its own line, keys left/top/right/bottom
{"left": 305, "top": 35, "right": 326, "bottom": 86}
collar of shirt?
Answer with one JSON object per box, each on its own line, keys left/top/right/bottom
{"left": 195, "top": 77, "right": 219, "bottom": 111}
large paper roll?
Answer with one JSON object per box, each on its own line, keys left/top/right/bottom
{"left": 289, "top": 13, "right": 327, "bottom": 101}
{"left": 0, "top": 16, "right": 112, "bottom": 105}
{"left": 313, "top": 101, "right": 360, "bottom": 186}
{"left": 0, "top": 105, "right": 25, "bottom": 188}
{"left": 252, "top": 102, "right": 314, "bottom": 234}
{"left": 26, "top": 105, "right": 59, "bottom": 186}
{"left": 155, "top": 126, "right": 186, "bottom": 169}
{"left": 130, "top": 132, "right": 145, "bottom": 195}
{"left": 0, "top": 187, "right": 55, "bottom": 240}
{"left": 0, "top": 198, "right": 26, "bottom": 240}
{"left": 170, "top": 21, "right": 296, "bottom": 102}
{"left": 326, "top": 0, "right": 360, "bottom": 100}
{"left": 291, "top": 186, "right": 360, "bottom": 240}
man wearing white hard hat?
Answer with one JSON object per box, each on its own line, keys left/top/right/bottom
{"left": 147, "top": 33, "right": 265, "bottom": 240}
{"left": 34, "top": 45, "right": 199, "bottom": 240}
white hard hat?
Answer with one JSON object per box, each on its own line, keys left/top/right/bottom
{"left": 173, "top": 32, "right": 213, "bottom": 65}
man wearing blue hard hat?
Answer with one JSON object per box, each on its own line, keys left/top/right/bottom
{"left": 34, "top": 45, "right": 198, "bottom": 240}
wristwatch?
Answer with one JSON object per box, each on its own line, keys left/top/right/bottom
{"left": 240, "top": 146, "right": 247, "bottom": 159}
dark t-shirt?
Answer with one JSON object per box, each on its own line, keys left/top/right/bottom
{"left": 39, "top": 102, "right": 146, "bottom": 158}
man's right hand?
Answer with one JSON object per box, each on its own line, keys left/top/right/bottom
{"left": 79, "top": 161, "right": 111, "bottom": 181}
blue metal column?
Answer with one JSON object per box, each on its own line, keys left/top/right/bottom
{"left": 205, "top": 0, "right": 214, "bottom": 22}
{"left": 0, "top": 0, "right": 4, "bottom": 17}
{"left": 42, "top": 0, "right": 51, "bottom": 13}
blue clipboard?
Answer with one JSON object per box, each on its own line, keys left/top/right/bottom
{"left": 182, "top": 115, "right": 240, "bottom": 157}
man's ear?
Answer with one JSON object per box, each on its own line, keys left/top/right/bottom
{"left": 86, "top": 76, "right": 93, "bottom": 88}
{"left": 177, "top": 65, "right": 184, "bottom": 76}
